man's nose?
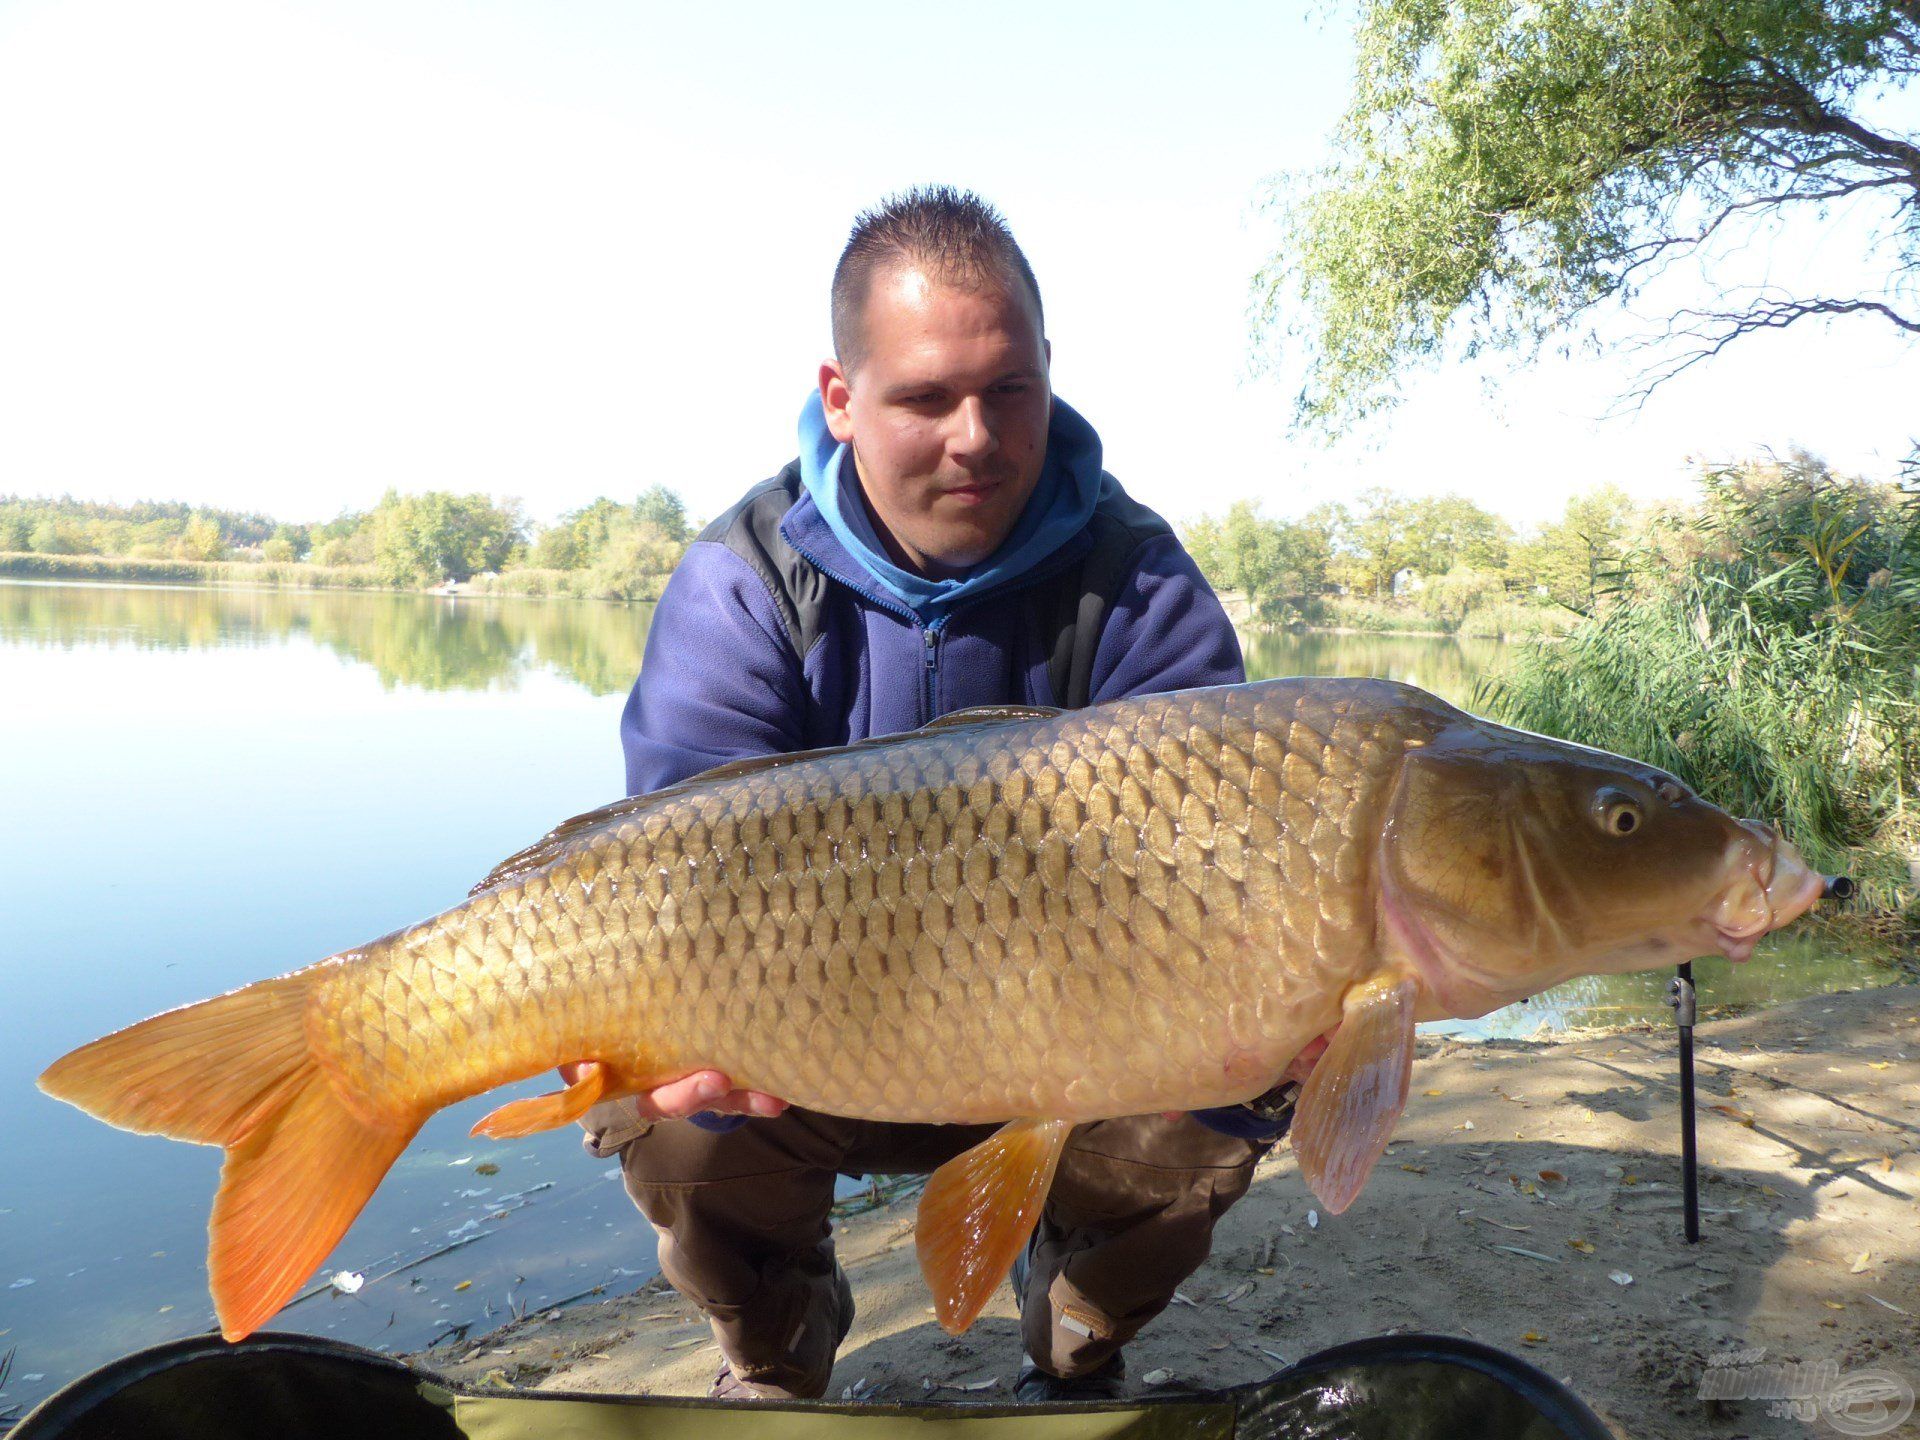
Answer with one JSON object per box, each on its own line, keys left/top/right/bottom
{"left": 946, "top": 395, "right": 998, "bottom": 459}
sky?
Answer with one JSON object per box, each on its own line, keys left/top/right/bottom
{"left": 0, "top": 0, "right": 1913, "bottom": 532}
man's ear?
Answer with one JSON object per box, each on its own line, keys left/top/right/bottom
{"left": 819, "top": 360, "right": 856, "bottom": 444}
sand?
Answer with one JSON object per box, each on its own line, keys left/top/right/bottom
{"left": 416, "top": 984, "right": 1920, "bottom": 1439}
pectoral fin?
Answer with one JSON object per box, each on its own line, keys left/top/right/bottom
{"left": 917, "top": 1118, "right": 1072, "bottom": 1336}
{"left": 1292, "top": 973, "right": 1418, "bottom": 1215}
{"left": 470, "top": 1062, "right": 609, "bottom": 1139}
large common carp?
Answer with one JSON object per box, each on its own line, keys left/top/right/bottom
{"left": 41, "top": 678, "right": 1827, "bottom": 1343}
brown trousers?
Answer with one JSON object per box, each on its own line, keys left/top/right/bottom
{"left": 585, "top": 1103, "right": 1273, "bottom": 1397}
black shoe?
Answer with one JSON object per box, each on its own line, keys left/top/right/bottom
{"left": 1013, "top": 1351, "right": 1128, "bottom": 1403}
{"left": 708, "top": 1264, "right": 856, "bottom": 1401}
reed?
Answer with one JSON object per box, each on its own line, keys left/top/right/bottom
{"left": 1480, "top": 465, "right": 1919, "bottom": 926}
{"left": 0, "top": 553, "right": 386, "bottom": 589}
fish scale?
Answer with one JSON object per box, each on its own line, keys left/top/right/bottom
{"left": 306, "top": 680, "right": 1433, "bottom": 1125}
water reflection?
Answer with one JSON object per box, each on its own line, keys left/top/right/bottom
{"left": 1240, "top": 628, "right": 1512, "bottom": 706}
{"left": 2, "top": 582, "right": 1526, "bottom": 707}
{"left": 0, "top": 582, "right": 654, "bottom": 697}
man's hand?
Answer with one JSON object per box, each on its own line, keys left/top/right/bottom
{"left": 558, "top": 1063, "right": 789, "bottom": 1121}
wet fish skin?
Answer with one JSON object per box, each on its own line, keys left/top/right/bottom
{"left": 39, "top": 677, "right": 1823, "bottom": 1341}
{"left": 314, "top": 680, "right": 1421, "bottom": 1128}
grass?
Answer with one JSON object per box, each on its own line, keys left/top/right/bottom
{"left": 1309, "top": 594, "right": 1571, "bottom": 639}
{"left": 463, "top": 567, "right": 670, "bottom": 602}
{"left": 0, "top": 552, "right": 675, "bottom": 602}
{"left": 0, "top": 552, "right": 387, "bottom": 589}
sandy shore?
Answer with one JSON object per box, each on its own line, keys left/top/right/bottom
{"left": 416, "top": 984, "right": 1919, "bottom": 1439}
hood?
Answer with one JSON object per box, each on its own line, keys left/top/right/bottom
{"left": 795, "top": 390, "right": 1110, "bottom": 623}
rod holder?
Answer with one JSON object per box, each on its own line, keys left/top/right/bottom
{"left": 1667, "top": 964, "right": 1700, "bottom": 1244}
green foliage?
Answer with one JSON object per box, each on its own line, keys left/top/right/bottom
{"left": 1483, "top": 455, "right": 1919, "bottom": 922}
{"left": 0, "top": 495, "right": 278, "bottom": 557}
{"left": 370, "top": 490, "right": 526, "bottom": 585}
{"left": 582, "top": 521, "right": 684, "bottom": 601}
{"left": 531, "top": 498, "right": 632, "bottom": 570}
{"left": 178, "top": 515, "right": 227, "bottom": 562}
{"left": 29, "top": 519, "right": 79, "bottom": 555}
{"left": 1263, "top": 0, "right": 1920, "bottom": 432}
{"left": 533, "top": 490, "right": 695, "bottom": 576}
{"left": 1413, "top": 567, "right": 1507, "bottom": 626}
{"left": 1511, "top": 485, "right": 1639, "bottom": 612}
{"left": 632, "top": 484, "right": 692, "bottom": 544}
{"left": 0, "top": 553, "right": 385, "bottom": 587}
{"left": 1184, "top": 501, "right": 1332, "bottom": 621}
{"left": 269, "top": 523, "right": 311, "bottom": 560}
{"left": 1187, "top": 489, "right": 1519, "bottom": 616}
{"left": 0, "top": 485, "right": 697, "bottom": 594}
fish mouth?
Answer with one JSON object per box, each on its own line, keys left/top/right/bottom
{"left": 1705, "top": 826, "right": 1826, "bottom": 963}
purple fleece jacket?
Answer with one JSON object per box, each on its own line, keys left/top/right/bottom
{"left": 618, "top": 433, "right": 1284, "bottom": 1141}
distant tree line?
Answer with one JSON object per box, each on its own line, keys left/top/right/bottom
{"left": 0, "top": 484, "right": 697, "bottom": 598}
{"left": 1181, "top": 483, "right": 1639, "bottom": 628}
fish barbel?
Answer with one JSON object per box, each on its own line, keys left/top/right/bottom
{"left": 40, "top": 678, "right": 1826, "bottom": 1341}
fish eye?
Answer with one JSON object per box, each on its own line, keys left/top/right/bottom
{"left": 1594, "top": 788, "right": 1645, "bottom": 837}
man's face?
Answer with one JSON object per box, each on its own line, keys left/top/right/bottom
{"left": 820, "top": 265, "right": 1052, "bottom": 578}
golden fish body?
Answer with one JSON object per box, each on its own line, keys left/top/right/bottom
{"left": 40, "top": 677, "right": 1825, "bottom": 1341}
{"left": 320, "top": 679, "right": 1417, "bottom": 1129}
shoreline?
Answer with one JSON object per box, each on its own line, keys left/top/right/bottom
{"left": 412, "top": 984, "right": 1919, "bottom": 1440}
{"left": 1, "top": 570, "right": 1562, "bottom": 636}
{"left": 0, "top": 569, "right": 657, "bottom": 605}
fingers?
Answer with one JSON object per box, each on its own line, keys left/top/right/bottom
{"left": 634, "top": 1070, "right": 730, "bottom": 1120}
{"left": 633, "top": 1071, "right": 790, "bottom": 1121}
{"left": 1282, "top": 1035, "right": 1332, "bottom": 1085}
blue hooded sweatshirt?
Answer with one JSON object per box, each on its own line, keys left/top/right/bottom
{"left": 619, "top": 396, "right": 1285, "bottom": 1141}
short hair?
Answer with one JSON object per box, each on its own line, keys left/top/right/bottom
{"left": 831, "top": 185, "right": 1044, "bottom": 377}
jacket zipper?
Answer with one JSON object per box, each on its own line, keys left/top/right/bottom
{"left": 921, "top": 624, "right": 941, "bottom": 724}
{"left": 783, "top": 520, "right": 1096, "bottom": 722}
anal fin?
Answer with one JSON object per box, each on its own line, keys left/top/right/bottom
{"left": 470, "top": 1061, "right": 609, "bottom": 1139}
{"left": 916, "top": 1117, "right": 1072, "bottom": 1336}
{"left": 1292, "top": 972, "right": 1418, "bottom": 1215}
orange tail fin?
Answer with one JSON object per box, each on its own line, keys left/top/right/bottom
{"left": 38, "top": 968, "right": 421, "bottom": 1342}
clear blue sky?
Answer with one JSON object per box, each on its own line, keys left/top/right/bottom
{"left": 0, "top": 0, "right": 1913, "bottom": 529}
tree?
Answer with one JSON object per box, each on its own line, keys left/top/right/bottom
{"left": 531, "top": 498, "right": 629, "bottom": 570}
{"left": 1261, "top": 0, "right": 1920, "bottom": 432}
{"left": 29, "top": 519, "right": 76, "bottom": 554}
{"left": 1343, "top": 488, "right": 1417, "bottom": 596}
{"left": 1514, "top": 485, "right": 1638, "bottom": 612}
{"left": 1400, "top": 495, "right": 1513, "bottom": 576}
{"left": 173, "top": 515, "right": 228, "bottom": 562}
{"left": 1184, "top": 501, "right": 1332, "bottom": 617}
{"left": 371, "top": 490, "right": 525, "bottom": 585}
{"left": 584, "top": 520, "right": 684, "bottom": 601}
{"left": 631, "top": 484, "right": 691, "bottom": 544}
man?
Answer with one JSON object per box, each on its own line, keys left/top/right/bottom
{"left": 579, "top": 186, "right": 1298, "bottom": 1403}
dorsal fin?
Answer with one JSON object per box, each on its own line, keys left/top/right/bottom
{"left": 916, "top": 703, "right": 1061, "bottom": 731}
{"left": 468, "top": 704, "right": 1067, "bottom": 897}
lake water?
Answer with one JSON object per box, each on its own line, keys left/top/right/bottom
{"left": 0, "top": 582, "right": 1894, "bottom": 1413}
